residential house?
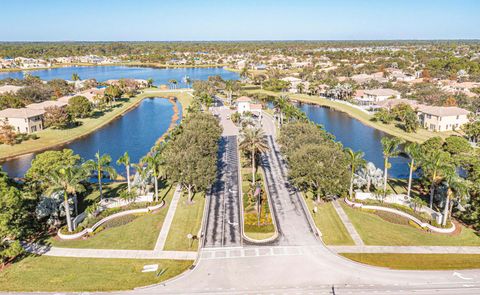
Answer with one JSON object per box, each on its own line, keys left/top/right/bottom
{"left": 26, "top": 100, "right": 68, "bottom": 111}
{"left": 354, "top": 88, "right": 401, "bottom": 106}
{"left": 0, "top": 85, "right": 24, "bottom": 95}
{"left": 417, "top": 105, "right": 470, "bottom": 132}
{"left": 0, "top": 108, "right": 44, "bottom": 133}
{"left": 236, "top": 96, "right": 262, "bottom": 114}
{"left": 281, "top": 77, "right": 303, "bottom": 93}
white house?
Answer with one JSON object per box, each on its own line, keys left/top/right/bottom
{"left": 281, "top": 76, "right": 303, "bottom": 93}
{"left": 354, "top": 88, "right": 401, "bottom": 106}
{"left": 236, "top": 96, "right": 262, "bottom": 114}
{"left": 0, "top": 108, "right": 45, "bottom": 133}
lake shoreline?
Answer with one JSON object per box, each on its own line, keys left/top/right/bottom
{"left": 0, "top": 90, "right": 180, "bottom": 163}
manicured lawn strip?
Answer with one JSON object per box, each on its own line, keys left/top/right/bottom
{"left": 0, "top": 90, "right": 187, "bottom": 161}
{"left": 163, "top": 192, "right": 205, "bottom": 251}
{"left": 304, "top": 196, "right": 355, "bottom": 245}
{"left": 341, "top": 253, "right": 480, "bottom": 270}
{"left": 49, "top": 185, "right": 174, "bottom": 250}
{"left": 341, "top": 202, "right": 480, "bottom": 246}
{"left": 245, "top": 89, "right": 459, "bottom": 143}
{"left": 0, "top": 256, "right": 192, "bottom": 292}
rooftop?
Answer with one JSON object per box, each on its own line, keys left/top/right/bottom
{"left": 0, "top": 107, "right": 45, "bottom": 119}
{"left": 0, "top": 85, "right": 24, "bottom": 95}
{"left": 26, "top": 100, "right": 68, "bottom": 110}
{"left": 237, "top": 96, "right": 252, "bottom": 102}
{"left": 364, "top": 88, "right": 400, "bottom": 97}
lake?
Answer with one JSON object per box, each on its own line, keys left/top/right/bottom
{"left": 0, "top": 65, "right": 239, "bottom": 87}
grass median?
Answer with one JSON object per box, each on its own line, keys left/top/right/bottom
{"left": 341, "top": 253, "right": 480, "bottom": 270}
{"left": 0, "top": 256, "right": 192, "bottom": 292}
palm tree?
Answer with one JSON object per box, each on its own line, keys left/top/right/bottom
{"left": 143, "top": 145, "right": 166, "bottom": 202}
{"left": 46, "top": 166, "right": 87, "bottom": 232}
{"left": 297, "top": 83, "right": 305, "bottom": 94}
{"left": 184, "top": 76, "right": 192, "bottom": 88}
{"left": 442, "top": 167, "right": 469, "bottom": 226}
{"left": 380, "top": 137, "right": 404, "bottom": 192}
{"left": 240, "top": 67, "right": 249, "bottom": 81}
{"left": 423, "top": 150, "right": 451, "bottom": 208}
{"left": 147, "top": 78, "right": 154, "bottom": 88}
{"left": 225, "top": 80, "right": 240, "bottom": 105}
{"left": 404, "top": 142, "right": 421, "bottom": 199}
{"left": 345, "top": 148, "right": 365, "bottom": 199}
{"left": 72, "top": 73, "right": 80, "bottom": 81}
{"left": 117, "top": 152, "right": 132, "bottom": 193}
{"left": 239, "top": 128, "right": 269, "bottom": 186}
{"left": 84, "top": 152, "right": 117, "bottom": 200}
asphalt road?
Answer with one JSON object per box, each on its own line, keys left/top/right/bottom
{"left": 203, "top": 135, "right": 242, "bottom": 248}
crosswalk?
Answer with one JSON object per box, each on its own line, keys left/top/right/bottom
{"left": 200, "top": 246, "right": 307, "bottom": 260}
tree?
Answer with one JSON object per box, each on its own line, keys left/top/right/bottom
{"left": 67, "top": 96, "right": 92, "bottom": 118}
{"left": 26, "top": 149, "right": 81, "bottom": 187}
{"left": 381, "top": 137, "right": 404, "bottom": 191}
{"left": 0, "top": 121, "right": 17, "bottom": 145}
{"left": 239, "top": 128, "right": 269, "bottom": 186}
{"left": 404, "top": 142, "right": 421, "bottom": 199}
{"left": 147, "top": 78, "right": 154, "bottom": 88}
{"left": 44, "top": 106, "right": 74, "bottom": 129}
{"left": 345, "top": 148, "right": 365, "bottom": 199}
{"left": 84, "top": 152, "right": 117, "bottom": 200}
{"left": 104, "top": 85, "right": 123, "bottom": 104}
{"left": 143, "top": 146, "right": 166, "bottom": 202}
{"left": 45, "top": 166, "right": 87, "bottom": 232}
{"left": 289, "top": 143, "right": 350, "bottom": 202}
{"left": 225, "top": 80, "right": 240, "bottom": 105}
{"left": 442, "top": 168, "right": 469, "bottom": 226}
{"left": 372, "top": 108, "right": 394, "bottom": 124}
{"left": 0, "top": 169, "right": 30, "bottom": 265}
{"left": 422, "top": 150, "right": 452, "bottom": 208}
{"left": 117, "top": 152, "right": 132, "bottom": 193}
{"left": 240, "top": 67, "right": 249, "bottom": 81}
{"left": 71, "top": 73, "right": 80, "bottom": 81}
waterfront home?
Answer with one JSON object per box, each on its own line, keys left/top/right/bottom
{"left": 0, "top": 85, "right": 24, "bottom": 95}
{"left": 0, "top": 108, "right": 44, "bottom": 133}
{"left": 377, "top": 99, "right": 470, "bottom": 132}
{"left": 416, "top": 105, "right": 470, "bottom": 132}
{"left": 351, "top": 72, "right": 388, "bottom": 84}
{"left": 354, "top": 88, "right": 401, "bottom": 106}
{"left": 26, "top": 100, "right": 68, "bottom": 111}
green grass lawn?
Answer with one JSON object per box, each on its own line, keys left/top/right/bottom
{"left": 0, "top": 256, "right": 192, "bottom": 292}
{"left": 245, "top": 89, "right": 459, "bottom": 143}
{"left": 341, "top": 202, "right": 480, "bottom": 246}
{"left": 50, "top": 185, "right": 174, "bottom": 250}
{"left": 341, "top": 253, "right": 480, "bottom": 270}
{"left": 0, "top": 89, "right": 188, "bottom": 161}
{"left": 163, "top": 192, "right": 205, "bottom": 251}
{"left": 304, "top": 196, "right": 355, "bottom": 245}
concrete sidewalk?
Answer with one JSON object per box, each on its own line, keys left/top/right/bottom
{"left": 329, "top": 245, "right": 480, "bottom": 254}
{"left": 154, "top": 184, "right": 183, "bottom": 251}
{"left": 24, "top": 243, "right": 197, "bottom": 260}
{"left": 332, "top": 199, "right": 365, "bottom": 246}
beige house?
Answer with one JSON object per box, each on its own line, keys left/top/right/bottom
{"left": 417, "top": 105, "right": 470, "bottom": 132}
{"left": 0, "top": 108, "right": 45, "bottom": 133}
{"left": 355, "top": 88, "right": 401, "bottom": 106}
{"left": 0, "top": 85, "right": 24, "bottom": 95}
{"left": 26, "top": 100, "right": 68, "bottom": 111}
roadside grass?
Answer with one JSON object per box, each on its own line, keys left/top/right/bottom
{"left": 341, "top": 202, "right": 480, "bottom": 246}
{"left": 163, "top": 192, "right": 205, "bottom": 251}
{"left": 245, "top": 89, "right": 459, "bottom": 143}
{"left": 341, "top": 253, "right": 480, "bottom": 270}
{"left": 304, "top": 194, "right": 355, "bottom": 245}
{"left": 49, "top": 185, "right": 174, "bottom": 250}
{"left": 0, "top": 89, "right": 188, "bottom": 161}
{"left": 0, "top": 256, "right": 192, "bottom": 292}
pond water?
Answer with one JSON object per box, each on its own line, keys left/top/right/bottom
{"left": 297, "top": 103, "right": 411, "bottom": 178}
{"left": 0, "top": 65, "right": 239, "bottom": 87}
{"left": 2, "top": 98, "right": 175, "bottom": 178}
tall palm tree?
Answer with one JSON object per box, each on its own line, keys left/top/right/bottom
{"left": 240, "top": 67, "right": 249, "bottom": 81}
{"left": 423, "top": 150, "right": 452, "bottom": 208}
{"left": 147, "top": 78, "right": 154, "bottom": 88}
{"left": 72, "top": 73, "right": 80, "bottom": 81}
{"left": 117, "top": 152, "right": 132, "bottom": 192}
{"left": 345, "top": 148, "right": 365, "bottom": 199}
{"left": 46, "top": 166, "right": 87, "bottom": 232}
{"left": 143, "top": 145, "right": 166, "bottom": 202}
{"left": 442, "top": 167, "right": 469, "bottom": 226}
{"left": 239, "top": 128, "right": 269, "bottom": 186}
{"left": 84, "top": 152, "right": 117, "bottom": 200}
{"left": 297, "top": 83, "right": 305, "bottom": 94}
{"left": 404, "top": 142, "right": 421, "bottom": 199}
{"left": 381, "top": 137, "right": 404, "bottom": 192}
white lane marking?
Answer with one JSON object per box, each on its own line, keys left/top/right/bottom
{"left": 453, "top": 271, "right": 473, "bottom": 280}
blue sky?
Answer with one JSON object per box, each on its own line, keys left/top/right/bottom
{"left": 1, "top": 0, "right": 479, "bottom": 41}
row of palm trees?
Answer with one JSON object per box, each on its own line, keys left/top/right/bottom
{"left": 47, "top": 149, "right": 166, "bottom": 233}
{"left": 346, "top": 137, "right": 468, "bottom": 226}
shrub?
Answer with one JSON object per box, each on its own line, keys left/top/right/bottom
{"left": 102, "top": 214, "right": 139, "bottom": 229}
